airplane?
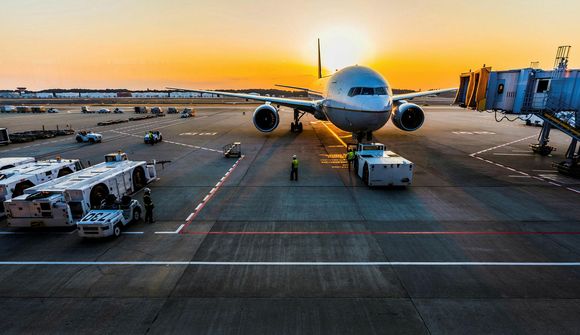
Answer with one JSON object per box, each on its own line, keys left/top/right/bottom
{"left": 169, "top": 39, "right": 456, "bottom": 142}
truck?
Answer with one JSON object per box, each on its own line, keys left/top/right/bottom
{"left": 4, "top": 152, "right": 157, "bottom": 227}
{"left": 0, "top": 159, "right": 83, "bottom": 215}
{"left": 0, "top": 128, "right": 9, "bottom": 145}
{"left": 0, "top": 157, "right": 35, "bottom": 170}
{"left": 352, "top": 143, "right": 414, "bottom": 187}
{"left": 77, "top": 196, "right": 142, "bottom": 238}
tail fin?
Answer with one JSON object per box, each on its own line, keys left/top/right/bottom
{"left": 317, "top": 38, "right": 322, "bottom": 79}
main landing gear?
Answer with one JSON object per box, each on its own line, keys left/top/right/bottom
{"left": 290, "top": 109, "right": 305, "bottom": 133}
{"left": 354, "top": 131, "right": 374, "bottom": 143}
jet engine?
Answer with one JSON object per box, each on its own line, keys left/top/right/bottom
{"left": 252, "top": 104, "right": 280, "bottom": 132}
{"left": 391, "top": 102, "right": 425, "bottom": 131}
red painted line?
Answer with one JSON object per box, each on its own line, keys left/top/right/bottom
{"left": 179, "top": 231, "right": 580, "bottom": 236}
{"left": 180, "top": 156, "right": 244, "bottom": 233}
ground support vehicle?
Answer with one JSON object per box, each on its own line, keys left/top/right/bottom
{"left": 353, "top": 143, "right": 414, "bottom": 187}
{"left": 0, "top": 159, "right": 82, "bottom": 215}
{"left": 4, "top": 152, "right": 157, "bottom": 227}
{"left": 0, "top": 157, "right": 35, "bottom": 170}
{"left": 144, "top": 131, "right": 162, "bottom": 144}
{"left": 76, "top": 130, "right": 102, "bottom": 143}
{"left": 77, "top": 197, "right": 142, "bottom": 238}
{"left": 180, "top": 108, "right": 194, "bottom": 118}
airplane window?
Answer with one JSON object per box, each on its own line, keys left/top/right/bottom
{"left": 374, "top": 87, "right": 387, "bottom": 95}
{"left": 361, "top": 88, "right": 374, "bottom": 95}
{"left": 348, "top": 87, "right": 361, "bottom": 97}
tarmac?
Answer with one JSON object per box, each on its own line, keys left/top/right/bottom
{"left": 0, "top": 103, "right": 580, "bottom": 334}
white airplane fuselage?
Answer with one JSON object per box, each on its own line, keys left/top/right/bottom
{"left": 317, "top": 66, "right": 393, "bottom": 133}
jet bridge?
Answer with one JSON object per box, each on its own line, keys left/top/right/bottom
{"left": 454, "top": 46, "right": 580, "bottom": 176}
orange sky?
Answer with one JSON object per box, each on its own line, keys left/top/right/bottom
{"left": 1, "top": 0, "right": 579, "bottom": 91}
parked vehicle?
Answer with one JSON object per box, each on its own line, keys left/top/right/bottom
{"left": 180, "top": 108, "right": 193, "bottom": 118}
{"left": 97, "top": 108, "right": 111, "bottom": 114}
{"left": 167, "top": 107, "right": 178, "bottom": 114}
{"left": 76, "top": 130, "right": 102, "bottom": 143}
{"left": 113, "top": 108, "right": 124, "bottom": 114}
{"left": 5, "top": 152, "right": 157, "bottom": 227}
{"left": 47, "top": 108, "right": 60, "bottom": 113}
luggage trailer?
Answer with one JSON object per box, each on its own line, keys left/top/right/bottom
{"left": 4, "top": 153, "right": 157, "bottom": 227}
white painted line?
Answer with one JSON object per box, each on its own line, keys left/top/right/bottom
{"left": 195, "top": 203, "right": 203, "bottom": 211}
{"left": 567, "top": 188, "right": 580, "bottom": 194}
{"left": 508, "top": 175, "right": 532, "bottom": 178}
{"left": 493, "top": 153, "right": 535, "bottom": 156}
{"left": 549, "top": 182, "right": 562, "bottom": 187}
{"left": 202, "top": 195, "right": 210, "bottom": 202}
{"left": 209, "top": 188, "right": 216, "bottom": 194}
{"left": 122, "top": 231, "right": 144, "bottom": 235}
{"left": 2, "top": 261, "right": 580, "bottom": 266}
{"left": 215, "top": 182, "right": 221, "bottom": 187}
{"left": 186, "top": 213, "right": 195, "bottom": 221}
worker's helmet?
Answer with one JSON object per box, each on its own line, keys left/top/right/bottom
{"left": 293, "top": 154, "right": 297, "bottom": 159}
{"left": 144, "top": 188, "right": 151, "bottom": 194}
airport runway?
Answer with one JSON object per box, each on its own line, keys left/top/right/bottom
{"left": 1, "top": 105, "right": 580, "bottom": 334}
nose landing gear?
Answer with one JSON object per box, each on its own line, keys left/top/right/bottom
{"left": 291, "top": 109, "right": 305, "bottom": 133}
{"left": 354, "top": 131, "right": 374, "bottom": 143}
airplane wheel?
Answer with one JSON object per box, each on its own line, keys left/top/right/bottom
{"left": 298, "top": 122, "right": 303, "bottom": 132}
{"left": 290, "top": 122, "right": 295, "bottom": 132}
{"left": 353, "top": 158, "right": 359, "bottom": 174}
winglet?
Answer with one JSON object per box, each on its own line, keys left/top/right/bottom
{"left": 317, "top": 38, "right": 322, "bottom": 79}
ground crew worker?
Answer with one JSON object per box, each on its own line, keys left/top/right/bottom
{"left": 143, "top": 188, "right": 154, "bottom": 223}
{"left": 290, "top": 154, "right": 299, "bottom": 181}
{"left": 346, "top": 148, "right": 356, "bottom": 171}
{"left": 148, "top": 131, "right": 155, "bottom": 146}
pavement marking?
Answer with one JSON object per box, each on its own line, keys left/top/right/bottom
{"left": 122, "top": 231, "right": 144, "bottom": 235}
{"left": 180, "top": 230, "right": 580, "bottom": 236}
{"left": 181, "top": 155, "right": 245, "bottom": 232}
{"left": 154, "top": 224, "right": 185, "bottom": 235}
{"left": 492, "top": 153, "right": 535, "bottom": 156}
{"left": 321, "top": 122, "right": 347, "bottom": 148}
{"left": 111, "top": 128, "right": 221, "bottom": 153}
{"left": 469, "top": 134, "right": 536, "bottom": 156}
{"left": 470, "top": 135, "right": 579, "bottom": 195}
{"left": 2, "top": 261, "right": 580, "bottom": 266}
{"left": 508, "top": 175, "right": 532, "bottom": 178}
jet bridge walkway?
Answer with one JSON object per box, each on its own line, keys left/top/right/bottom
{"left": 454, "top": 46, "right": 580, "bottom": 176}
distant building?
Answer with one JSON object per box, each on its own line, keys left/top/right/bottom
{"left": 132, "top": 92, "right": 169, "bottom": 98}
{"left": 169, "top": 91, "right": 201, "bottom": 98}
{"left": 54, "top": 92, "right": 80, "bottom": 98}
{"left": 80, "top": 92, "right": 117, "bottom": 98}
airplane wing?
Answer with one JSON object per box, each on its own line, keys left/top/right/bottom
{"left": 166, "top": 87, "right": 320, "bottom": 113}
{"left": 392, "top": 88, "right": 457, "bottom": 101}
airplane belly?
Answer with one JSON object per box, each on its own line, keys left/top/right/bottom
{"left": 324, "top": 106, "right": 390, "bottom": 132}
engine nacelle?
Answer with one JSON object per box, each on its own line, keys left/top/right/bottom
{"left": 252, "top": 104, "right": 280, "bottom": 132}
{"left": 391, "top": 102, "right": 425, "bottom": 131}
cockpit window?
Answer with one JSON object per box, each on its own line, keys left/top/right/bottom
{"left": 374, "top": 87, "right": 387, "bottom": 95}
{"left": 348, "top": 87, "right": 388, "bottom": 97}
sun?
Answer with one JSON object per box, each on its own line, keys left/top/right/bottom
{"left": 316, "top": 27, "right": 374, "bottom": 74}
